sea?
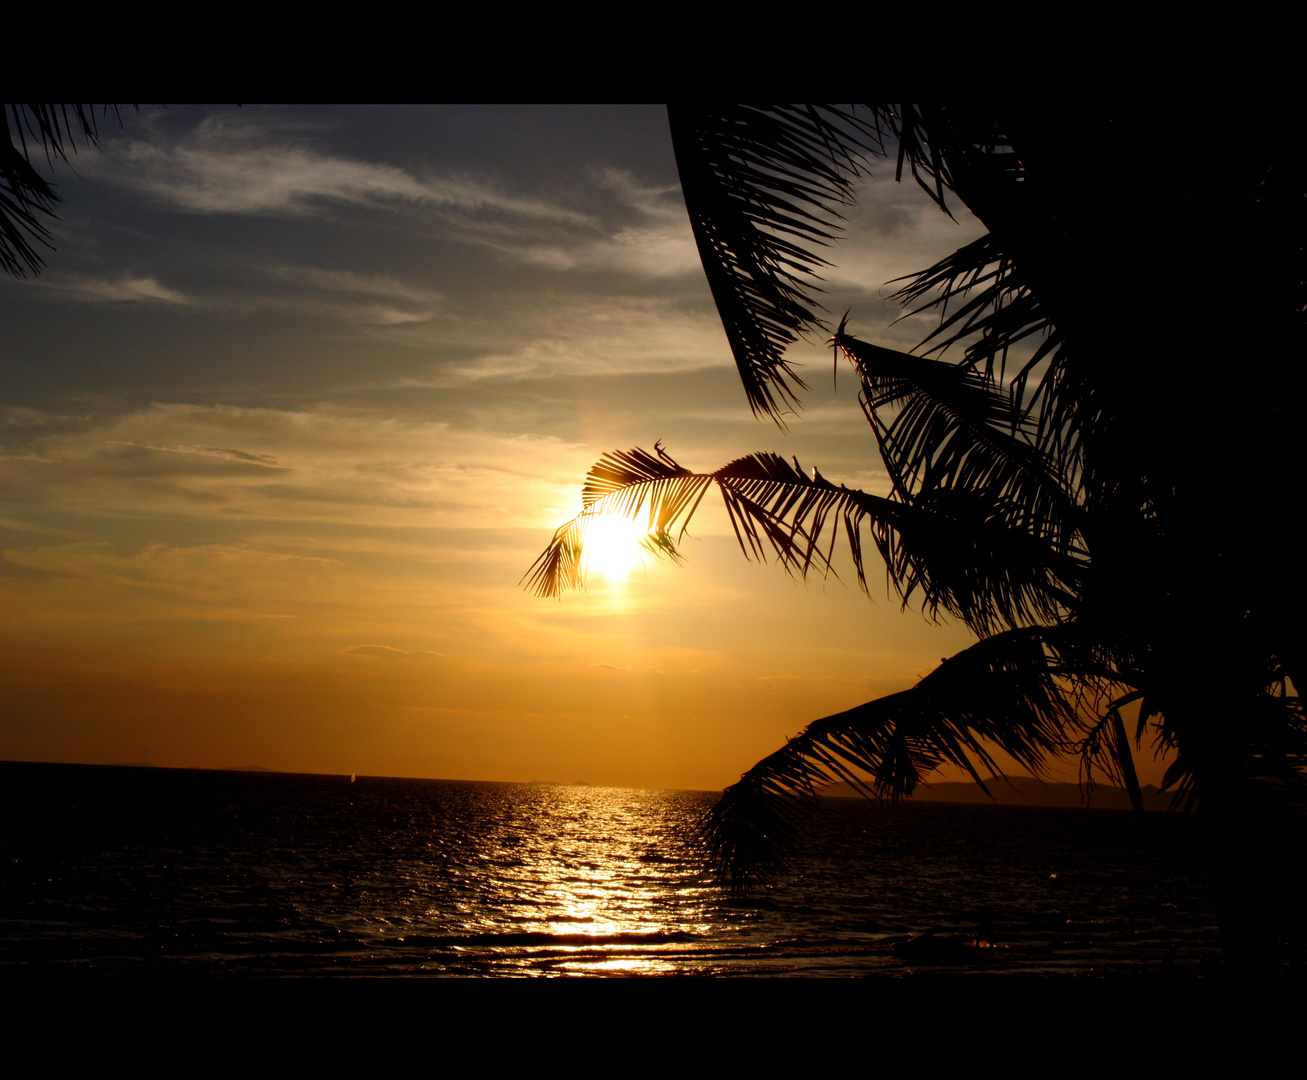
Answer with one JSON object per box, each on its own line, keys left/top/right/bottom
{"left": 0, "top": 761, "right": 1219, "bottom": 977}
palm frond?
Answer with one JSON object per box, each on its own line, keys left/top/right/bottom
{"left": 522, "top": 446, "right": 712, "bottom": 599}
{"left": 524, "top": 444, "right": 882, "bottom": 599}
{"left": 668, "top": 105, "right": 880, "bottom": 421}
{"left": 1077, "top": 689, "right": 1146, "bottom": 814}
{"left": 836, "top": 332, "right": 1080, "bottom": 552}
{"left": 1158, "top": 756, "right": 1199, "bottom": 813}
{"left": 884, "top": 230, "right": 1100, "bottom": 490}
{"left": 1, "top": 104, "right": 130, "bottom": 277}
{"left": 877, "top": 106, "right": 1035, "bottom": 224}
{"left": 891, "top": 234, "right": 1057, "bottom": 381}
{"left": 701, "top": 628, "right": 1074, "bottom": 894}
{"left": 525, "top": 444, "right": 1077, "bottom": 632}
{"left": 871, "top": 108, "right": 1125, "bottom": 481}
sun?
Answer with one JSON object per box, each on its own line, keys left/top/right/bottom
{"left": 584, "top": 514, "right": 647, "bottom": 583}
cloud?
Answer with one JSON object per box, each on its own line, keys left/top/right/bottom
{"left": 267, "top": 266, "right": 441, "bottom": 305}
{"left": 822, "top": 172, "right": 988, "bottom": 299}
{"left": 2, "top": 539, "right": 341, "bottom": 589}
{"left": 115, "top": 443, "right": 289, "bottom": 469}
{"left": 100, "top": 115, "right": 590, "bottom": 224}
{"left": 401, "top": 296, "right": 730, "bottom": 384}
{"left": 0, "top": 402, "right": 600, "bottom": 533}
{"left": 255, "top": 265, "right": 445, "bottom": 328}
{"left": 36, "top": 275, "right": 192, "bottom": 305}
{"left": 345, "top": 645, "right": 446, "bottom": 660}
{"left": 498, "top": 169, "right": 700, "bottom": 279}
{"left": 595, "top": 169, "right": 683, "bottom": 221}
{"left": 511, "top": 222, "right": 700, "bottom": 278}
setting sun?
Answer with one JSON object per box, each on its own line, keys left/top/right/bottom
{"left": 583, "top": 514, "right": 648, "bottom": 583}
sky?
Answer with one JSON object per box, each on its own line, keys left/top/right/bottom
{"left": 1, "top": 104, "right": 1146, "bottom": 791}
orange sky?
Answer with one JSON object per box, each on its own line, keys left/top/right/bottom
{"left": 0, "top": 106, "right": 1166, "bottom": 791}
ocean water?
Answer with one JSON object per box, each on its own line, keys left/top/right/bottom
{"left": 0, "top": 762, "right": 1218, "bottom": 976}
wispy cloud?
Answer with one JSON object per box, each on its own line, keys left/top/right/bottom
{"left": 2, "top": 539, "right": 341, "bottom": 588}
{"left": 112, "top": 443, "right": 289, "bottom": 469}
{"left": 35, "top": 275, "right": 192, "bottom": 305}
{"left": 100, "top": 115, "right": 590, "bottom": 224}
{"left": 823, "top": 172, "right": 987, "bottom": 298}
{"left": 0, "top": 403, "right": 599, "bottom": 533}
{"left": 345, "top": 645, "right": 446, "bottom": 659}
{"left": 498, "top": 169, "right": 700, "bottom": 278}
{"left": 398, "top": 296, "right": 730, "bottom": 384}
{"left": 511, "top": 223, "right": 699, "bottom": 278}
{"left": 258, "top": 265, "right": 443, "bottom": 327}
{"left": 267, "top": 266, "right": 440, "bottom": 304}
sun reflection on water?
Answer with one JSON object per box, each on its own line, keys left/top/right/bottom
{"left": 454, "top": 784, "right": 711, "bottom": 964}
{"left": 2, "top": 765, "right": 1220, "bottom": 975}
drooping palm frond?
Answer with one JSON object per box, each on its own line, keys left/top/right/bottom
{"left": 665, "top": 103, "right": 1114, "bottom": 465}
{"left": 524, "top": 444, "right": 1077, "bottom": 634}
{"left": 0, "top": 104, "right": 130, "bottom": 277}
{"left": 836, "top": 331, "right": 1081, "bottom": 557}
{"left": 664, "top": 104, "right": 1094, "bottom": 426}
{"left": 843, "top": 104, "right": 981, "bottom": 219}
{"left": 1074, "top": 667, "right": 1307, "bottom": 817}
{"left": 700, "top": 628, "right": 1075, "bottom": 893}
{"left": 522, "top": 447, "right": 709, "bottom": 599}
{"left": 885, "top": 486, "right": 1079, "bottom": 633}
{"left": 866, "top": 108, "right": 1123, "bottom": 454}
{"left": 1076, "top": 689, "right": 1146, "bottom": 814}
{"left": 523, "top": 445, "right": 873, "bottom": 599}
{"left": 889, "top": 233, "right": 1062, "bottom": 391}
{"left": 876, "top": 106, "right": 1059, "bottom": 235}
{"left": 881, "top": 226, "right": 1109, "bottom": 495}
{"left": 668, "top": 105, "right": 880, "bottom": 421}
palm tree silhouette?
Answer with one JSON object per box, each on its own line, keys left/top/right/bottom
{"left": 1, "top": 105, "right": 131, "bottom": 277}
{"left": 532, "top": 104, "right": 1304, "bottom": 974}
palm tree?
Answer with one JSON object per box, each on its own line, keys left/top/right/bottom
{"left": 527, "top": 105, "right": 1306, "bottom": 974}
{"left": 1, "top": 104, "right": 131, "bottom": 277}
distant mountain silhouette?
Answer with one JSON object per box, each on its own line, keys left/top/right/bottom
{"left": 821, "top": 777, "right": 1173, "bottom": 812}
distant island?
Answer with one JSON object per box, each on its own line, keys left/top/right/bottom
{"left": 822, "top": 776, "right": 1175, "bottom": 812}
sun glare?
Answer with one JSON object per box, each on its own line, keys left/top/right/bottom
{"left": 585, "top": 514, "right": 648, "bottom": 583}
